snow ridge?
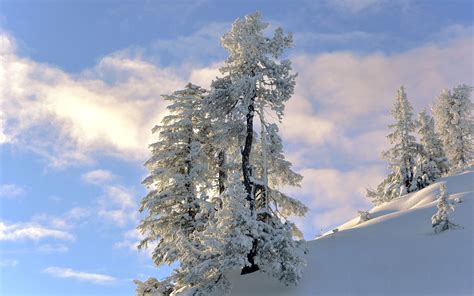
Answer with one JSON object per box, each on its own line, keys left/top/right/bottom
{"left": 229, "top": 167, "right": 474, "bottom": 296}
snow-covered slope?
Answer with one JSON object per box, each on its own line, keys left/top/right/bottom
{"left": 229, "top": 167, "right": 474, "bottom": 295}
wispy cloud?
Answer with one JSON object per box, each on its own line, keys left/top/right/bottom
{"left": 114, "top": 228, "right": 141, "bottom": 251}
{"left": 81, "top": 169, "right": 117, "bottom": 185}
{"left": 326, "top": 0, "right": 389, "bottom": 14}
{"left": 43, "top": 267, "right": 116, "bottom": 284}
{"left": 294, "top": 30, "right": 386, "bottom": 52}
{"left": 0, "top": 258, "right": 18, "bottom": 267}
{"left": 98, "top": 185, "right": 138, "bottom": 227}
{"left": 76, "top": 168, "right": 139, "bottom": 227}
{"left": 38, "top": 244, "right": 69, "bottom": 254}
{"left": 286, "top": 166, "right": 385, "bottom": 234}
{"left": 151, "top": 22, "right": 228, "bottom": 65}
{"left": 115, "top": 228, "right": 156, "bottom": 259}
{"left": 0, "top": 221, "right": 74, "bottom": 241}
{"left": 32, "top": 207, "right": 90, "bottom": 230}
{"left": 0, "top": 184, "right": 25, "bottom": 199}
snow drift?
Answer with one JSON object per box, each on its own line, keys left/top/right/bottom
{"left": 229, "top": 167, "right": 474, "bottom": 295}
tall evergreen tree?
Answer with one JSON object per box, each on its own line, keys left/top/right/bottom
{"left": 204, "top": 11, "right": 307, "bottom": 282}
{"left": 415, "top": 110, "right": 449, "bottom": 187}
{"left": 432, "top": 85, "right": 473, "bottom": 170}
{"left": 367, "top": 86, "right": 423, "bottom": 204}
{"left": 136, "top": 13, "right": 307, "bottom": 295}
{"left": 137, "top": 83, "right": 214, "bottom": 293}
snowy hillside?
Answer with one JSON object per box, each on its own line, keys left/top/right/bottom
{"left": 229, "top": 167, "right": 474, "bottom": 296}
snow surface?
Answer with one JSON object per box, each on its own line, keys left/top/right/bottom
{"left": 228, "top": 167, "right": 474, "bottom": 295}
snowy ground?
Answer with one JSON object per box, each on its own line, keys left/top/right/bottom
{"left": 229, "top": 167, "right": 474, "bottom": 295}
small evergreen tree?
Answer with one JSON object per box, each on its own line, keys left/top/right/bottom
{"left": 432, "top": 85, "right": 473, "bottom": 170}
{"left": 357, "top": 210, "right": 371, "bottom": 224}
{"left": 431, "top": 183, "right": 457, "bottom": 233}
{"left": 415, "top": 110, "right": 449, "bottom": 187}
{"left": 367, "top": 86, "right": 423, "bottom": 204}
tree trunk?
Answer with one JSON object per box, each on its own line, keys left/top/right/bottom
{"left": 218, "top": 150, "right": 227, "bottom": 194}
{"left": 240, "top": 99, "right": 260, "bottom": 274}
{"left": 185, "top": 133, "right": 197, "bottom": 224}
{"left": 242, "top": 101, "right": 255, "bottom": 212}
{"left": 241, "top": 238, "right": 259, "bottom": 275}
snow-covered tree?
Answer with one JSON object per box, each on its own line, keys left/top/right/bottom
{"left": 432, "top": 183, "right": 457, "bottom": 233}
{"left": 367, "top": 86, "right": 423, "bottom": 204}
{"left": 432, "top": 85, "right": 473, "bottom": 170}
{"left": 204, "top": 11, "right": 307, "bottom": 282}
{"left": 137, "top": 83, "right": 214, "bottom": 293}
{"left": 178, "top": 172, "right": 256, "bottom": 295}
{"left": 134, "top": 278, "right": 173, "bottom": 296}
{"left": 357, "top": 210, "right": 371, "bottom": 224}
{"left": 137, "top": 13, "right": 307, "bottom": 295}
{"left": 415, "top": 110, "right": 449, "bottom": 187}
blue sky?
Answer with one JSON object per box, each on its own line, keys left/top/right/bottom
{"left": 0, "top": 1, "right": 473, "bottom": 295}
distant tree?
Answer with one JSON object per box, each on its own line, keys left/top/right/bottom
{"left": 358, "top": 210, "right": 372, "bottom": 223}
{"left": 415, "top": 110, "right": 449, "bottom": 187}
{"left": 432, "top": 85, "right": 473, "bottom": 170}
{"left": 432, "top": 183, "right": 457, "bottom": 233}
{"left": 367, "top": 86, "right": 423, "bottom": 204}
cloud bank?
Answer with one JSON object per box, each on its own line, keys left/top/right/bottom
{"left": 1, "top": 27, "right": 472, "bottom": 236}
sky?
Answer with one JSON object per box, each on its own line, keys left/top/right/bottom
{"left": 0, "top": 0, "right": 473, "bottom": 295}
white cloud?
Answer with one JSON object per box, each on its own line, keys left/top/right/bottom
{"left": 151, "top": 22, "right": 228, "bottom": 64}
{"left": 115, "top": 228, "right": 156, "bottom": 259}
{"left": 327, "top": 0, "right": 388, "bottom": 13}
{"left": 292, "top": 37, "right": 473, "bottom": 125}
{"left": 104, "top": 185, "right": 136, "bottom": 208}
{"left": 2, "top": 29, "right": 471, "bottom": 171}
{"left": 0, "top": 33, "right": 186, "bottom": 167}
{"left": 284, "top": 35, "right": 474, "bottom": 169}
{"left": 32, "top": 207, "right": 90, "bottom": 230}
{"left": 43, "top": 267, "right": 116, "bottom": 284}
{"left": 38, "top": 244, "right": 69, "bottom": 253}
{"left": 281, "top": 94, "right": 336, "bottom": 145}
{"left": 188, "top": 62, "right": 221, "bottom": 89}
{"left": 81, "top": 169, "right": 116, "bottom": 185}
{"left": 0, "top": 221, "right": 74, "bottom": 241}
{"left": 0, "top": 109, "right": 9, "bottom": 144}
{"left": 1, "top": 24, "right": 472, "bottom": 241}
{"left": 286, "top": 166, "right": 385, "bottom": 236}
{"left": 295, "top": 30, "right": 383, "bottom": 49}
{"left": 0, "top": 31, "right": 16, "bottom": 54}
{"left": 0, "top": 184, "right": 25, "bottom": 199}
{"left": 67, "top": 207, "right": 90, "bottom": 220}
{"left": 98, "top": 185, "right": 138, "bottom": 227}
{"left": 294, "top": 167, "right": 384, "bottom": 206}
{"left": 0, "top": 258, "right": 18, "bottom": 267}
{"left": 79, "top": 169, "right": 139, "bottom": 227}
{"left": 114, "top": 228, "right": 141, "bottom": 251}
{"left": 312, "top": 206, "right": 360, "bottom": 231}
